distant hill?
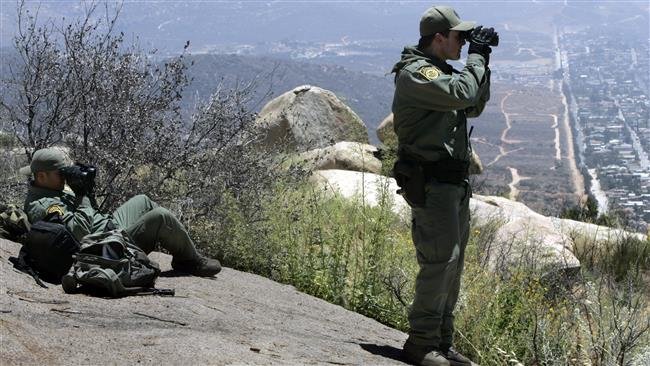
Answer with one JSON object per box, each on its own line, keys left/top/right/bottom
{"left": 0, "top": 48, "right": 394, "bottom": 143}
{"left": 6, "top": 1, "right": 646, "bottom": 61}
{"left": 182, "top": 54, "right": 395, "bottom": 143}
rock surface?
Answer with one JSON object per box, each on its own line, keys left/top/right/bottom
{"left": 376, "top": 113, "right": 394, "bottom": 144}
{"left": 470, "top": 196, "right": 581, "bottom": 273}
{"left": 312, "top": 170, "right": 647, "bottom": 275}
{"left": 297, "top": 141, "right": 382, "bottom": 174}
{"left": 472, "top": 195, "right": 647, "bottom": 243}
{"left": 0, "top": 239, "right": 408, "bottom": 365}
{"left": 312, "top": 170, "right": 409, "bottom": 218}
{"left": 256, "top": 85, "right": 369, "bottom": 151}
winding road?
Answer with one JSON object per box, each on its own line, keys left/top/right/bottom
{"left": 489, "top": 87, "right": 574, "bottom": 200}
{"left": 486, "top": 92, "right": 524, "bottom": 167}
{"left": 507, "top": 167, "right": 530, "bottom": 200}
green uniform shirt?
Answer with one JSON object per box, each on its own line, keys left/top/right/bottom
{"left": 391, "top": 46, "right": 490, "bottom": 162}
{"left": 24, "top": 184, "right": 116, "bottom": 241}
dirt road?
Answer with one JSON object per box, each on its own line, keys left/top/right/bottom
{"left": 558, "top": 83, "right": 586, "bottom": 200}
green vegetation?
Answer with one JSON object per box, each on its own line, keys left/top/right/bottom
{"left": 572, "top": 231, "right": 650, "bottom": 282}
{"left": 560, "top": 196, "right": 625, "bottom": 228}
{"left": 2, "top": 4, "right": 648, "bottom": 364}
{"left": 193, "top": 180, "right": 414, "bottom": 329}
{"left": 194, "top": 177, "right": 650, "bottom": 365}
{"left": 379, "top": 130, "right": 399, "bottom": 178}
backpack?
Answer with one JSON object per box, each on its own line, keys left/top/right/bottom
{"left": 0, "top": 204, "right": 31, "bottom": 242}
{"left": 19, "top": 213, "right": 81, "bottom": 285}
{"left": 62, "top": 229, "right": 171, "bottom": 297}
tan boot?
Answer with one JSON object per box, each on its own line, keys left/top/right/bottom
{"left": 402, "top": 340, "right": 450, "bottom": 366}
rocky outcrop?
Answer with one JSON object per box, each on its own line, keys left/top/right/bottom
{"left": 312, "top": 169, "right": 409, "bottom": 217}
{"left": 475, "top": 195, "right": 647, "bottom": 244}
{"left": 256, "top": 85, "right": 369, "bottom": 152}
{"left": 0, "top": 239, "right": 407, "bottom": 365}
{"left": 296, "top": 141, "right": 382, "bottom": 174}
{"left": 470, "top": 196, "right": 580, "bottom": 274}
{"left": 312, "top": 170, "right": 647, "bottom": 275}
{"left": 376, "top": 113, "right": 394, "bottom": 143}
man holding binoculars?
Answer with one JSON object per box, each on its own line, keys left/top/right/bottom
{"left": 391, "top": 5, "right": 498, "bottom": 366}
{"left": 21, "top": 147, "right": 221, "bottom": 277}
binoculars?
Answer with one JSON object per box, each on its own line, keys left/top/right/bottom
{"left": 461, "top": 26, "right": 499, "bottom": 47}
{"left": 60, "top": 163, "right": 97, "bottom": 194}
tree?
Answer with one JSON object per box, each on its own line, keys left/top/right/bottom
{"left": 0, "top": 1, "right": 288, "bottom": 247}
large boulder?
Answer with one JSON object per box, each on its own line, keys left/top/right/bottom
{"left": 297, "top": 141, "right": 382, "bottom": 174}
{"left": 256, "top": 85, "right": 369, "bottom": 152}
{"left": 471, "top": 196, "right": 646, "bottom": 243}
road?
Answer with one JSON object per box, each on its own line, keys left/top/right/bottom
{"left": 487, "top": 91, "right": 524, "bottom": 167}
{"left": 556, "top": 28, "right": 587, "bottom": 202}
{"left": 507, "top": 167, "right": 529, "bottom": 200}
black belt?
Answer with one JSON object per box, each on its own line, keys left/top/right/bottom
{"left": 420, "top": 159, "right": 469, "bottom": 185}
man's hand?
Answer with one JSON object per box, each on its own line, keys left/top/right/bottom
{"left": 468, "top": 26, "right": 499, "bottom": 65}
{"left": 60, "top": 164, "right": 95, "bottom": 197}
{"left": 470, "top": 26, "right": 499, "bottom": 46}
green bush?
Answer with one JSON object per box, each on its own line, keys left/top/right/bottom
{"left": 379, "top": 131, "right": 399, "bottom": 178}
{"left": 0, "top": 133, "right": 17, "bottom": 149}
{"left": 195, "top": 180, "right": 415, "bottom": 329}
{"left": 560, "top": 196, "right": 626, "bottom": 228}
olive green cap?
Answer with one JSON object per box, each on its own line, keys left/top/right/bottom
{"left": 420, "top": 5, "right": 476, "bottom": 37}
{"left": 19, "top": 148, "right": 71, "bottom": 176}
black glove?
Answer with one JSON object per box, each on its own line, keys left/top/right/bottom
{"left": 468, "top": 26, "right": 499, "bottom": 65}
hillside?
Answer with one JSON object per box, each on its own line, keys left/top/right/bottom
{"left": 0, "top": 238, "right": 408, "bottom": 365}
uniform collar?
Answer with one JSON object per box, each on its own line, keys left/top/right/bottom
{"left": 392, "top": 46, "right": 454, "bottom": 75}
{"left": 425, "top": 53, "right": 454, "bottom": 74}
{"left": 27, "top": 182, "right": 75, "bottom": 200}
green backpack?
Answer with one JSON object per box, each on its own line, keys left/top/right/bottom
{"left": 62, "top": 229, "right": 173, "bottom": 297}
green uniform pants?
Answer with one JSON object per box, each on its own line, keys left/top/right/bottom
{"left": 407, "top": 181, "right": 471, "bottom": 349}
{"left": 112, "top": 195, "right": 199, "bottom": 261}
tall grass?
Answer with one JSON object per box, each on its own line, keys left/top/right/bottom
{"left": 193, "top": 178, "right": 650, "bottom": 365}
{"left": 572, "top": 232, "right": 650, "bottom": 282}
{"left": 195, "top": 181, "right": 415, "bottom": 329}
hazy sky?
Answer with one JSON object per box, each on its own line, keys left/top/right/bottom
{"left": 1, "top": 1, "right": 648, "bottom": 54}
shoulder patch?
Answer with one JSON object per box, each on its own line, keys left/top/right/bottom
{"left": 418, "top": 66, "right": 441, "bottom": 81}
{"left": 46, "top": 205, "right": 65, "bottom": 217}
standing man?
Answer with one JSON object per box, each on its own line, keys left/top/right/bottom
{"left": 21, "top": 147, "right": 221, "bottom": 277}
{"left": 391, "top": 5, "right": 497, "bottom": 366}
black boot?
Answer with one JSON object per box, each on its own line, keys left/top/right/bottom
{"left": 441, "top": 346, "right": 473, "bottom": 366}
{"left": 402, "top": 340, "right": 450, "bottom": 366}
{"left": 172, "top": 256, "right": 221, "bottom": 277}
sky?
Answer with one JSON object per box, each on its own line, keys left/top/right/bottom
{"left": 1, "top": 1, "right": 647, "bottom": 55}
